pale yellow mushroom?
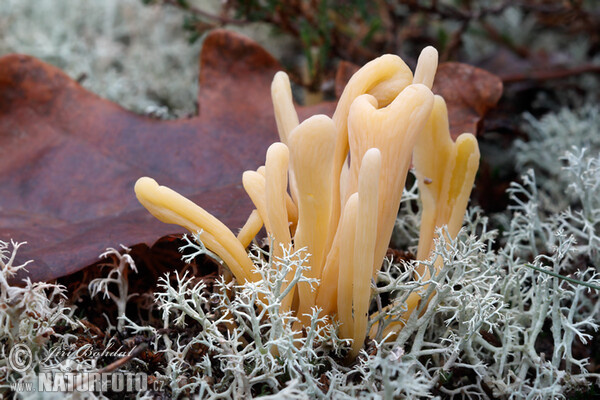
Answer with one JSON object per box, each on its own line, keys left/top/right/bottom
{"left": 285, "top": 195, "right": 299, "bottom": 235}
{"left": 257, "top": 165, "right": 299, "bottom": 228}
{"left": 413, "top": 95, "right": 480, "bottom": 265}
{"left": 349, "top": 148, "right": 381, "bottom": 358}
{"left": 345, "top": 84, "right": 434, "bottom": 278}
{"left": 368, "top": 290, "right": 421, "bottom": 339}
{"left": 242, "top": 170, "right": 271, "bottom": 234}
{"left": 134, "top": 177, "right": 255, "bottom": 283}
{"left": 316, "top": 212, "right": 344, "bottom": 314}
{"left": 271, "top": 72, "right": 300, "bottom": 204}
{"left": 237, "top": 209, "right": 263, "bottom": 248}
{"left": 327, "top": 54, "right": 415, "bottom": 251}
{"left": 319, "top": 82, "right": 434, "bottom": 317}
{"left": 315, "top": 218, "right": 343, "bottom": 315}
{"left": 134, "top": 47, "right": 484, "bottom": 355}
{"left": 369, "top": 95, "right": 480, "bottom": 339}
{"left": 337, "top": 193, "right": 359, "bottom": 339}
{"left": 265, "top": 142, "right": 292, "bottom": 255}
{"left": 334, "top": 55, "right": 413, "bottom": 121}
{"left": 412, "top": 46, "right": 439, "bottom": 89}
{"left": 265, "top": 142, "right": 297, "bottom": 309}
{"left": 339, "top": 160, "right": 350, "bottom": 208}
{"left": 288, "top": 115, "right": 336, "bottom": 317}
{"left": 271, "top": 71, "right": 299, "bottom": 145}
{"left": 238, "top": 164, "right": 297, "bottom": 249}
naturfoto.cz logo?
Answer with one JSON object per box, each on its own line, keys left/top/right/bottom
{"left": 11, "top": 371, "right": 152, "bottom": 393}
{"left": 7, "top": 342, "right": 164, "bottom": 394}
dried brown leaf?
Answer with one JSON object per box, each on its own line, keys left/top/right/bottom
{"left": 0, "top": 30, "right": 334, "bottom": 282}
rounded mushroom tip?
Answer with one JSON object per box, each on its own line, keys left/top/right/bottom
{"left": 304, "top": 114, "right": 336, "bottom": 129}
{"left": 266, "top": 142, "right": 290, "bottom": 164}
{"left": 372, "top": 53, "right": 408, "bottom": 68}
{"left": 272, "top": 71, "right": 290, "bottom": 88}
{"left": 456, "top": 132, "right": 477, "bottom": 142}
{"left": 420, "top": 46, "right": 438, "bottom": 59}
{"left": 134, "top": 176, "right": 159, "bottom": 196}
{"left": 414, "top": 47, "right": 439, "bottom": 89}
{"left": 267, "top": 141, "right": 288, "bottom": 154}
{"left": 433, "top": 93, "right": 447, "bottom": 106}
{"left": 455, "top": 133, "right": 480, "bottom": 152}
{"left": 364, "top": 147, "right": 382, "bottom": 161}
{"left": 242, "top": 170, "right": 253, "bottom": 180}
{"left": 274, "top": 70, "right": 288, "bottom": 80}
{"left": 289, "top": 114, "right": 336, "bottom": 145}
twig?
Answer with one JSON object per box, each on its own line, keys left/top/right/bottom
{"left": 440, "top": 19, "right": 470, "bottom": 62}
{"left": 501, "top": 64, "right": 600, "bottom": 84}
{"left": 162, "top": 0, "right": 249, "bottom": 26}
{"left": 402, "top": 0, "right": 511, "bottom": 22}
{"left": 97, "top": 342, "right": 148, "bottom": 374}
{"left": 480, "top": 20, "right": 530, "bottom": 58}
{"left": 525, "top": 263, "right": 600, "bottom": 291}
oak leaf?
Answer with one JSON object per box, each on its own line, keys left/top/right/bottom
{"left": 0, "top": 30, "right": 334, "bottom": 283}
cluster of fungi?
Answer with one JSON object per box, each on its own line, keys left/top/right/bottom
{"left": 135, "top": 46, "right": 479, "bottom": 358}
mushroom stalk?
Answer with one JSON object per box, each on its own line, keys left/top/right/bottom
{"left": 265, "top": 142, "right": 295, "bottom": 309}
{"left": 337, "top": 193, "right": 359, "bottom": 339}
{"left": 327, "top": 55, "right": 414, "bottom": 254}
{"left": 413, "top": 95, "right": 480, "bottom": 268}
{"left": 288, "top": 115, "right": 336, "bottom": 317}
{"left": 346, "top": 85, "right": 434, "bottom": 278}
{"left": 237, "top": 209, "right": 263, "bottom": 248}
{"left": 350, "top": 148, "right": 381, "bottom": 358}
{"left": 135, "top": 177, "right": 255, "bottom": 283}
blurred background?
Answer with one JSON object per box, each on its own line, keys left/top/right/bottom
{"left": 1, "top": 0, "right": 598, "bottom": 117}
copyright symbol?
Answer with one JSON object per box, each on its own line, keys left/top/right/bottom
{"left": 8, "top": 344, "right": 33, "bottom": 373}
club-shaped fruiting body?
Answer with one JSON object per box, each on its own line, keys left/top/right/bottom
{"left": 134, "top": 46, "right": 480, "bottom": 359}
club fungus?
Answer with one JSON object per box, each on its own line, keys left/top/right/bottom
{"left": 368, "top": 94, "right": 481, "bottom": 339}
{"left": 134, "top": 46, "right": 480, "bottom": 359}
